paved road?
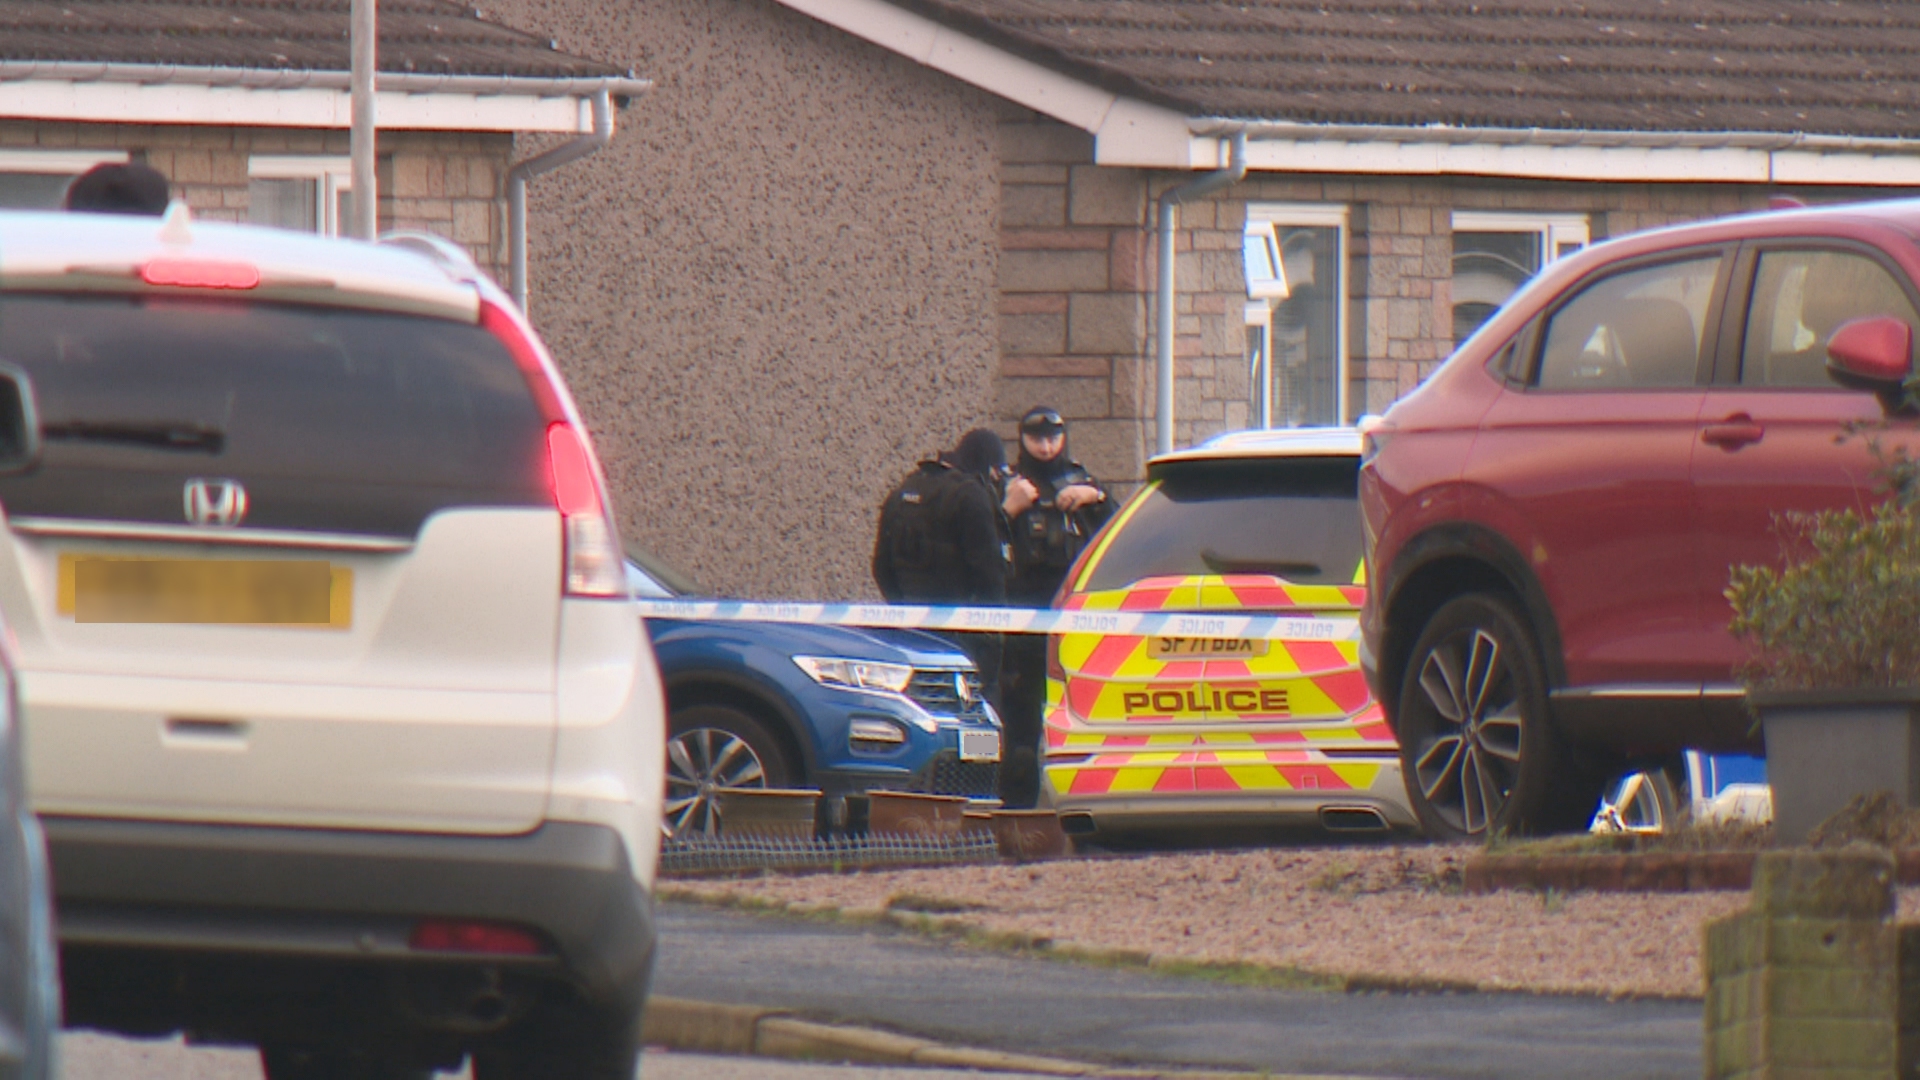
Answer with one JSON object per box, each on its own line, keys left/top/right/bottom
{"left": 61, "top": 1034, "right": 1065, "bottom": 1080}
{"left": 653, "top": 900, "right": 1704, "bottom": 1080}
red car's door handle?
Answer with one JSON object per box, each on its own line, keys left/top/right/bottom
{"left": 1701, "top": 417, "right": 1764, "bottom": 449}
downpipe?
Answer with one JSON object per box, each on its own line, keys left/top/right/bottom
{"left": 1154, "top": 132, "right": 1247, "bottom": 456}
{"left": 508, "top": 88, "right": 614, "bottom": 312}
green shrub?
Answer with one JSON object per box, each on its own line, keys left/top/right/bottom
{"left": 1726, "top": 436, "right": 1920, "bottom": 692}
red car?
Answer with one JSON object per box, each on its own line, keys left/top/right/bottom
{"left": 1359, "top": 199, "right": 1920, "bottom": 839}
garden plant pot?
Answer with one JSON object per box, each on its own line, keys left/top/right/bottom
{"left": 988, "top": 809, "right": 1069, "bottom": 861}
{"left": 865, "top": 791, "right": 967, "bottom": 837}
{"left": 1752, "top": 688, "right": 1920, "bottom": 844}
{"left": 714, "top": 788, "right": 821, "bottom": 840}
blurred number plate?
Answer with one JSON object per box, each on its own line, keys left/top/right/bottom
{"left": 59, "top": 555, "right": 351, "bottom": 627}
{"left": 959, "top": 729, "right": 1001, "bottom": 763}
{"left": 1149, "top": 636, "right": 1269, "bottom": 660}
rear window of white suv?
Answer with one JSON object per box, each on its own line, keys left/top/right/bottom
{"left": 1084, "top": 457, "right": 1363, "bottom": 592}
{"left": 0, "top": 293, "right": 548, "bottom": 538}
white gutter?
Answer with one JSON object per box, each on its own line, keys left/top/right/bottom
{"left": 0, "top": 62, "right": 651, "bottom": 133}
{"left": 1156, "top": 132, "right": 1245, "bottom": 456}
{"left": 507, "top": 88, "right": 613, "bottom": 312}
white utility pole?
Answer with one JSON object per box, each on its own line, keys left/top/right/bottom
{"left": 349, "top": 0, "right": 377, "bottom": 239}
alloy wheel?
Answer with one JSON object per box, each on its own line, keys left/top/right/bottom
{"left": 1410, "top": 627, "right": 1524, "bottom": 836}
{"left": 664, "top": 728, "right": 769, "bottom": 837}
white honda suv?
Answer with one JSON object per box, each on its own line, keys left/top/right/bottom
{"left": 0, "top": 209, "right": 664, "bottom": 1079}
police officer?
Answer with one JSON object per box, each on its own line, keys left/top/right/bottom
{"left": 873, "top": 428, "right": 1014, "bottom": 696}
{"left": 998, "top": 407, "right": 1113, "bottom": 807}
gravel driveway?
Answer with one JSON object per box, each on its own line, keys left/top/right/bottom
{"left": 664, "top": 843, "right": 1920, "bottom": 1000}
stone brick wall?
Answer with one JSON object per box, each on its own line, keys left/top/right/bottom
{"left": 1703, "top": 847, "right": 1905, "bottom": 1079}
{"left": 991, "top": 112, "right": 1255, "bottom": 484}
{"left": 996, "top": 111, "right": 1153, "bottom": 485}
{"left": 0, "top": 121, "right": 510, "bottom": 279}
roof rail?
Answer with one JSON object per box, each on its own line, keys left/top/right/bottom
{"left": 377, "top": 232, "right": 481, "bottom": 282}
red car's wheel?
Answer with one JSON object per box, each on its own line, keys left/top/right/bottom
{"left": 1396, "top": 593, "right": 1601, "bottom": 840}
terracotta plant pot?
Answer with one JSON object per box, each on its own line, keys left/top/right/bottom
{"left": 714, "top": 788, "right": 820, "bottom": 840}
{"left": 865, "top": 791, "right": 968, "bottom": 838}
{"left": 1751, "top": 687, "right": 1920, "bottom": 844}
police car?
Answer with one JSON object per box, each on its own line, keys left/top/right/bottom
{"left": 1042, "top": 428, "right": 1418, "bottom": 836}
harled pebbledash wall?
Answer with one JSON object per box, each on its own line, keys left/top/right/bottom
{"left": 487, "top": 0, "right": 1001, "bottom": 603}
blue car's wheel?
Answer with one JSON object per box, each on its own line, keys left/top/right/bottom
{"left": 665, "top": 705, "right": 794, "bottom": 837}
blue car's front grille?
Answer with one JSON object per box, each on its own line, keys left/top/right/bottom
{"left": 911, "top": 750, "right": 1000, "bottom": 800}
{"left": 906, "top": 669, "right": 990, "bottom": 719}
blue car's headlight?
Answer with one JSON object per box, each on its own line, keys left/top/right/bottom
{"left": 792, "top": 656, "right": 914, "bottom": 694}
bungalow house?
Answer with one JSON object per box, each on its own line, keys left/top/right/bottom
{"left": 11, "top": 1, "right": 1920, "bottom": 602}
{"left": 474, "top": 0, "right": 1920, "bottom": 600}
{"left": 0, "top": 1, "right": 646, "bottom": 281}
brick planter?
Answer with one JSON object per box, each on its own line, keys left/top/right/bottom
{"left": 1464, "top": 849, "right": 1920, "bottom": 895}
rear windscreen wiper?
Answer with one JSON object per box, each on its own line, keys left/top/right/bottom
{"left": 1200, "top": 549, "right": 1321, "bottom": 579}
{"left": 42, "top": 420, "right": 226, "bottom": 454}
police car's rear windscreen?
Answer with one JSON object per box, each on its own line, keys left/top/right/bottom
{"left": 0, "top": 293, "right": 548, "bottom": 538}
{"left": 1084, "top": 457, "right": 1362, "bottom": 592}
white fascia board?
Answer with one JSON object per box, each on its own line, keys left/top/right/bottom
{"left": 1770, "top": 151, "right": 1920, "bottom": 186}
{"left": 1091, "top": 99, "right": 1193, "bottom": 167}
{"left": 0, "top": 147, "right": 128, "bottom": 172}
{"left": 1110, "top": 133, "right": 1920, "bottom": 186}
{"left": 0, "top": 81, "right": 595, "bottom": 133}
{"left": 772, "top": 0, "right": 1115, "bottom": 131}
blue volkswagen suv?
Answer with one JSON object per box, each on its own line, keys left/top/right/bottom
{"left": 627, "top": 548, "right": 1003, "bottom": 834}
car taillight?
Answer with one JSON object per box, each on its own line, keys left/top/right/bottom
{"left": 409, "top": 919, "right": 547, "bottom": 956}
{"left": 1047, "top": 633, "right": 1064, "bottom": 682}
{"left": 479, "top": 299, "right": 626, "bottom": 600}
{"left": 547, "top": 421, "right": 623, "bottom": 598}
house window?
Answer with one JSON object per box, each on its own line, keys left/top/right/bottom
{"left": 1451, "top": 211, "right": 1590, "bottom": 344}
{"left": 249, "top": 157, "right": 354, "bottom": 235}
{"left": 0, "top": 150, "right": 131, "bottom": 210}
{"left": 1245, "top": 204, "right": 1349, "bottom": 427}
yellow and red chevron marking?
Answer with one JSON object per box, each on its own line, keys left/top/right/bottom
{"left": 1054, "top": 574, "right": 1370, "bottom": 727}
{"left": 1044, "top": 560, "right": 1396, "bottom": 806}
{"left": 1045, "top": 748, "right": 1387, "bottom": 797}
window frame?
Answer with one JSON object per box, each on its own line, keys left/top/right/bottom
{"left": 1452, "top": 211, "right": 1592, "bottom": 265}
{"left": 1245, "top": 202, "right": 1351, "bottom": 426}
{"left": 0, "top": 149, "right": 132, "bottom": 210}
{"left": 1451, "top": 211, "right": 1591, "bottom": 345}
{"left": 1245, "top": 300, "right": 1273, "bottom": 428}
{"left": 248, "top": 155, "right": 354, "bottom": 236}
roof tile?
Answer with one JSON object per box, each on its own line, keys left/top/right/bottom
{"left": 0, "top": 0, "right": 629, "bottom": 79}
{"left": 901, "top": 0, "right": 1920, "bottom": 137}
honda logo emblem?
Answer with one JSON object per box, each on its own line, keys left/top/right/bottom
{"left": 183, "top": 479, "right": 248, "bottom": 528}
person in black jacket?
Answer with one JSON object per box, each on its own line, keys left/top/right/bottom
{"left": 997, "top": 406, "right": 1114, "bottom": 807}
{"left": 873, "top": 428, "right": 1013, "bottom": 695}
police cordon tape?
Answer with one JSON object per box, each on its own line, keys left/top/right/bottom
{"left": 629, "top": 598, "right": 1359, "bottom": 642}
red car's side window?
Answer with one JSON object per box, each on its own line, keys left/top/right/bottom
{"left": 1740, "top": 250, "right": 1919, "bottom": 388}
{"left": 1535, "top": 257, "right": 1722, "bottom": 391}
